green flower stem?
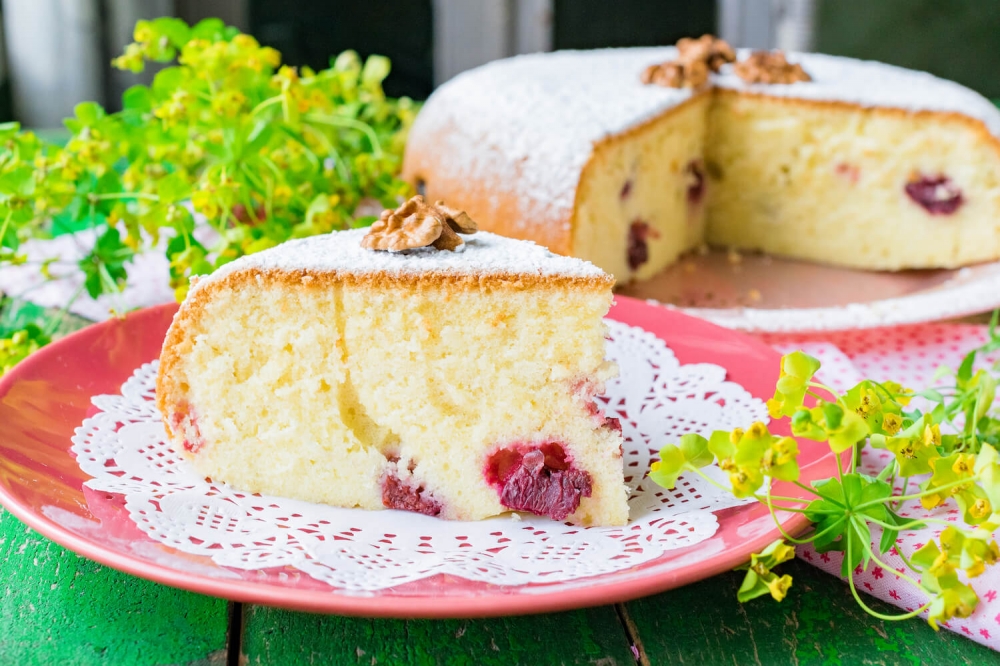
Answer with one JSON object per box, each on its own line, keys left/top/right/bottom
{"left": 807, "top": 381, "right": 842, "bottom": 403}
{"left": 800, "top": 515, "right": 849, "bottom": 545}
{"left": 0, "top": 210, "right": 13, "bottom": 246}
{"left": 763, "top": 483, "right": 846, "bottom": 544}
{"left": 89, "top": 192, "right": 159, "bottom": 202}
{"left": 304, "top": 113, "right": 383, "bottom": 157}
{"left": 895, "top": 545, "right": 919, "bottom": 572}
{"left": 250, "top": 96, "right": 283, "bottom": 116}
{"left": 238, "top": 163, "right": 268, "bottom": 195}
{"left": 687, "top": 466, "right": 734, "bottom": 495}
{"left": 836, "top": 443, "right": 846, "bottom": 483}
{"left": 859, "top": 515, "right": 952, "bottom": 532}
{"left": 846, "top": 536, "right": 935, "bottom": 621}
{"left": 805, "top": 389, "right": 828, "bottom": 403}
{"left": 763, "top": 493, "right": 814, "bottom": 544}
{"left": 302, "top": 124, "right": 350, "bottom": 182}
{"left": 793, "top": 480, "right": 838, "bottom": 504}
{"left": 97, "top": 262, "right": 125, "bottom": 317}
{"left": 854, "top": 477, "right": 976, "bottom": 512}
{"left": 760, "top": 502, "right": 814, "bottom": 515}
{"left": 892, "top": 477, "right": 910, "bottom": 510}
{"left": 853, "top": 517, "right": 926, "bottom": 589}
{"left": 685, "top": 466, "right": 809, "bottom": 508}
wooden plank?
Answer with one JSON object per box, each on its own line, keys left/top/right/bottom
{"left": 0, "top": 509, "right": 230, "bottom": 665}
{"left": 625, "top": 558, "right": 999, "bottom": 665}
{"left": 242, "top": 604, "right": 636, "bottom": 665}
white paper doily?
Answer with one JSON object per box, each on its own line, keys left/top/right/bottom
{"left": 70, "top": 320, "right": 767, "bottom": 592}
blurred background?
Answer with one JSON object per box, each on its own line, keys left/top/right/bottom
{"left": 0, "top": 0, "right": 997, "bottom": 128}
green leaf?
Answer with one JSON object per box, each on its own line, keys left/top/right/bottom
{"left": 152, "top": 67, "right": 186, "bottom": 96}
{"left": 333, "top": 50, "right": 362, "bottom": 74}
{"left": 840, "top": 473, "right": 864, "bottom": 507}
{"left": 784, "top": 351, "right": 821, "bottom": 381}
{"left": 648, "top": 444, "right": 686, "bottom": 489}
{"left": 823, "top": 403, "right": 844, "bottom": 431}
{"left": 974, "top": 370, "right": 997, "bottom": 422}
{"left": 190, "top": 17, "right": 227, "bottom": 41}
{"left": 975, "top": 443, "right": 1000, "bottom": 510}
{"left": 152, "top": 17, "right": 191, "bottom": 48}
{"left": 78, "top": 226, "right": 133, "bottom": 298}
{"left": 72, "top": 101, "right": 106, "bottom": 127}
{"left": 707, "top": 430, "right": 737, "bottom": 461}
{"left": 156, "top": 172, "right": 192, "bottom": 205}
{"left": 122, "top": 85, "right": 153, "bottom": 112}
{"left": 810, "top": 512, "right": 847, "bottom": 551}
{"left": 842, "top": 517, "right": 870, "bottom": 578}
{"left": 678, "top": 433, "right": 714, "bottom": 468}
{"left": 917, "top": 388, "right": 946, "bottom": 403}
{"left": 361, "top": 55, "right": 391, "bottom": 88}
{"left": 0, "top": 121, "right": 21, "bottom": 143}
{"left": 827, "top": 409, "right": 869, "bottom": 453}
{"left": 958, "top": 351, "right": 977, "bottom": 385}
{"left": 879, "top": 508, "right": 906, "bottom": 554}
{"left": 912, "top": 540, "right": 943, "bottom": 571}
{"left": 736, "top": 569, "right": 769, "bottom": 602}
{"left": 813, "top": 477, "right": 846, "bottom": 504}
{"left": 0, "top": 166, "right": 33, "bottom": 197}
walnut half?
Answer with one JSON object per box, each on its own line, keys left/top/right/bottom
{"left": 641, "top": 34, "right": 734, "bottom": 89}
{"left": 361, "top": 196, "right": 478, "bottom": 252}
{"left": 733, "top": 50, "right": 811, "bottom": 85}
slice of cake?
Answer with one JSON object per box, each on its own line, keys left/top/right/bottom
{"left": 403, "top": 38, "right": 1000, "bottom": 280}
{"left": 156, "top": 197, "right": 628, "bottom": 526}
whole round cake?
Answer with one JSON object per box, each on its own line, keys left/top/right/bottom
{"left": 156, "top": 198, "right": 629, "bottom": 526}
{"left": 403, "top": 38, "right": 1000, "bottom": 281}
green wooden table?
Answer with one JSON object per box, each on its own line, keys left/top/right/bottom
{"left": 2, "top": 302, "right": 999, "bottom": 665}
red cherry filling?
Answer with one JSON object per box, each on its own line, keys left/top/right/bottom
{"left": 381, "top": 469, "right": 442, "bottom": 516}
{"left": 904, "top": 175, "right": 964, "bottom": 215}
{"left": 485, "top": 443, "right": 593, "bottom": 521}
{"left": 627, "top": 220, "right": 659, "bottom": 271}
{"left": 168, "top": 403, "right": 204, "bottom": 453}
{"left": 835, "top": 163, "right": 859, "bottom": 184}
{"left": 686, "top": 160, "right": 705, "bottom": 205}
{"left": 619, "top": 179, "right": 633, "bottom": 200}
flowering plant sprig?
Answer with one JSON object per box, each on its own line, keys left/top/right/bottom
{"left": 650, "top": 312, "right": 1000, "bottom": 629}
{"left": 0, "top": 17, "right": 416, "bottom": 368}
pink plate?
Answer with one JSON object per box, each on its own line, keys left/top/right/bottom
{"left": 0, "top": 296, "right": 836, "bottom": 617}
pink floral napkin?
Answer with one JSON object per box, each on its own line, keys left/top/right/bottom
{"left": 764, "top": 324, "right": 1000, "bottom": 650}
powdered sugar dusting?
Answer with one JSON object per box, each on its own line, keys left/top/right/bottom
{"left": 717, "top": 50, "right": 1000, "bottom": 135}
{"left": 195, "top": 228, "right": 607, "bottom": 292}
{"left": 408, "top": 47, "right": 1000, "bottom": 231}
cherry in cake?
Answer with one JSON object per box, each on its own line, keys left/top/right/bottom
{"left": 905, "top": 175, "right": 964, "bottom": 215}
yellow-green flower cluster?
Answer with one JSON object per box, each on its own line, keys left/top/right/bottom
{"left": 647, "top": 339, "right": 1000, "bottom": 629}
